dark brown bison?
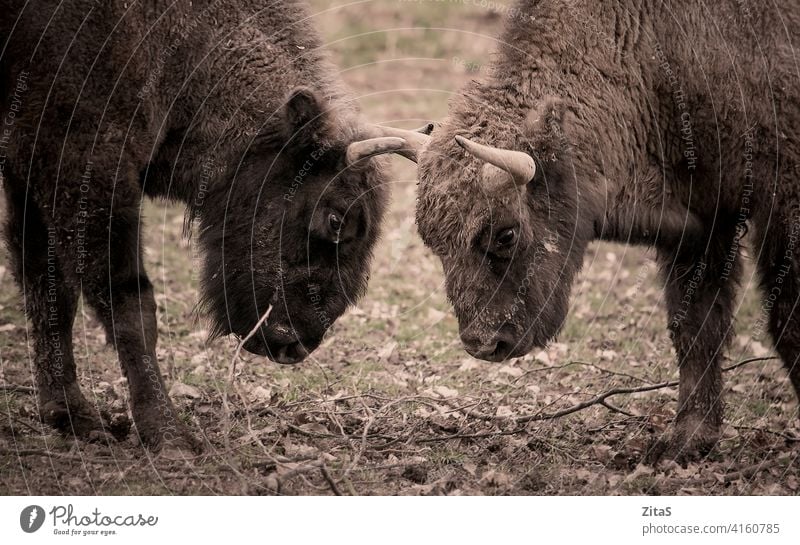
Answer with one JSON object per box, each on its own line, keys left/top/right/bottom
{"left": 1, "top": 0, "right": 427, "bottom": 453}
{"left": 416, "top": 0, "right": 800, "bottom": 462}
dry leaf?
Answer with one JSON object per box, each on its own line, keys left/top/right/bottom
{"left": 169, "top": 382, "right": 202, "bottom": 399}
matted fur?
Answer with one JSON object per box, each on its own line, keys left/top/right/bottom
{"left": 1, "top": 0, "right": 388, "bottom": 451}
{"left": 417, "top": 0, "right": 800, "bottom": 462}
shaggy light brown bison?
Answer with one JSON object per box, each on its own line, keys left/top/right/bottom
{"left": 416, "top": 0, "right": 800, "bottom": 462}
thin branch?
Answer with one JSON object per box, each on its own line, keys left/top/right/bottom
{"left": 416, "top": 427, "right": 528, "bottom": 443}
{"left": 600, "top": 400, "right": 638, "bottom": 418}
{"left": 733, "top": 425, "right": 800, "bottom": 443}
{"left": 0, "top": 385, "right": 35, "bottom": 394}
{"left": 722, "top": 356, "right": 777, "bottom": 372}
{"left": 320, "top": 465, "right": 343, "bottom": 496}
{"left": 274, "top": 459, "right": 325, "bottom": 495}
{"left": 228, "top": 305, "right": 273, "bottom": 385}
{"left": 514, "top": 355, "right": 774, "bottom": 424}
{"left": 8, "top": 414, "right": 44, "bottom": 434}
{"left": 0, "top": 448, "right": 136, "bottom": 464}
{"left": 517, "top": 380, "right": 677, "bottom": 423}
{"left": 724, "top": 452, "right": 796, "bottom": 483}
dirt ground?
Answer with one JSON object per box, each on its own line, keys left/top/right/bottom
{"left": 1, "top": 0, "right": 798, "bottom": 495}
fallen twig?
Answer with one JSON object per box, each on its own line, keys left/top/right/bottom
{"left": 515, "top": 355, "right": 777, "bottom": 424}
{"left": 513, "top": 360, "right": 652, "bottom": 385}
{"left": 273, "top": 459, "right": 325, "bottom": 495}
{"left": 0, "top": 448, "right": 136, "bottom": 464}
{"left": 600, "top": 400, "right": 638, "bottom": 418}
{"left": 416, "top": 427, "right": 528, "bottom": 443}
{"left": 733, "top": 425, "right": 800, "bottom": 443}
{"left": 321, "top": 464, "right": 343, "bottom": 496}
{"left": 723, "top": 452, "right": 796, "bottom": 483}
{"left": 8, "top": 414, "right": 44, "bottom": 434}
{"left": 722, "top": 356, "right": 778, "bottom": 373}
{"left": 0, "top": 385, "right": 34, "bottom": 394}
{"left": 518, "top": 381, "right": 676, "bottom": 423}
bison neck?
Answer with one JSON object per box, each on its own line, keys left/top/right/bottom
{"left": 137, "top": 0, "right": 351, "bottom": 206}
{"left": 467, "top": 1, "right": 705, "bottom": 249}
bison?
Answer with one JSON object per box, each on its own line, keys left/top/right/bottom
{"left": 416, "top": 0, "right": 800, "bottom": 462}
{"left": 1, "top": 0, "right": 427, "bottom": 453}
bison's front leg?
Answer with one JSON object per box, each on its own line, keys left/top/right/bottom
{"left": 88, "top": 277, "right": 199, "bottom": 455}
{"left": 647, "top": 237, "right": 740, "bottom": 465}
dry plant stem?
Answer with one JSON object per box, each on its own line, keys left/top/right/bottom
{"left": 228, "top": 304, "right": 274, "bottom": 385}
{"left": 222, "top": 304, "right": 273, "bottom": 455}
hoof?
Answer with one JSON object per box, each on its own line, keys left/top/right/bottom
{"left": 645, "top": 431, "right": 718, "bottom": 466}
{"left": 158, "top": 439, "right": 198, "bottom": 461}
{"left": 39, "top": 394, "right": 116, "bottom": 442}
{"left": 86, "top": 429, "right": 118, "bottom": 445}
{"left": 107, "top": 412, "right": 132, "bottom": 442}
{"left": 133, "top": 402, "right": 202, "bottom": 456}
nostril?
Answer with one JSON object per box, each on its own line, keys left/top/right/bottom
{"left": 461, "top": 325, "right": 520, "bottom": 362}
{"left": 279, "top": 342, "right": 305, "bottom": 363}
{"left": 291, "top": 342, "right": 309, "bottom": 360}
{"left": 461, "top": 335, "right": 487, "bottom": 356}
{"left": 492, "top": 340, "right": 512, "bottom": 359}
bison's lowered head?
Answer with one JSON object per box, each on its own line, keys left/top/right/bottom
{"left": 199, "top": 87, "right": 430, "bottom": 364}
{"left": 416, "top": 97, "right": 594, "bottom": 362}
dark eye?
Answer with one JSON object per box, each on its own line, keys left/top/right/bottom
{"left": 496, "top": 228, "right": 516, "bottom": 248}
{"left": 328, "top": 213, "right": 343, "bottom": 234}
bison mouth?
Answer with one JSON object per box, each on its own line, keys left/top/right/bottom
{"left": 459, "top": 322, "right": 538, "bottom": 362}
{"left": 463, "top": 337, "right": 533, "bottom": 362}
{"left": 241, "top": 325, "right": 320, "bottom": 365}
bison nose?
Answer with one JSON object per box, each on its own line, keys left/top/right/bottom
{"left": 461, "top": 327, "right": 518, "bottom": 362}
{"left": 272, "top": 341, "right": 309, "bottom": 365}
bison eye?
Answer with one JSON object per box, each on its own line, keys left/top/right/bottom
{"left": 328, "top": 213, "right": 343, "bottom": 235}
{"left": 496, "top": 228, "right": 516, "bottom": 247}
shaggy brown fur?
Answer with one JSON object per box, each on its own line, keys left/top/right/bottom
{"left": 1, "top": 0, "right": 394, "bottom": 452}
{"left": 416, "top": 0, "right": 800, "bottom": 462}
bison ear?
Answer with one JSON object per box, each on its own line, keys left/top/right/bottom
{"left": 283, "top": 87, "right": 330, "bottom": 148}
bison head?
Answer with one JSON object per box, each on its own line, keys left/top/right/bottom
{"left": 416, "top": 97, "right": 594, "bottom": 362}
{"left": 199, "top": 87, "right": 429, "bottom": 364}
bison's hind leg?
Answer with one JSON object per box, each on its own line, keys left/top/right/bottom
{"left": 3, "top": 184, "right": 117, "bottom": 443}
{"left": 756, "top": 222, "right": 800, "bottom": 415}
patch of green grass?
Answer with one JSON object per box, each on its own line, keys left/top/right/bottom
{"left": 428, "top": 446, "right": 467, "bottom": 466}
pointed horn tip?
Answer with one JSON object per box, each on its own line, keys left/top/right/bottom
{"left": 453, "top": 135, "right": 536, "bottom": 187}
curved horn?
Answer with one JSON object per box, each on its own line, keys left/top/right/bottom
{"left": 346, "top": 137, "right": 407, "bottom": 166}
{"left": 454, "top": 135, "right": 536, "bottom": 187}
{"left": 364, "top": 124, "right": 432, "bottom": 163}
